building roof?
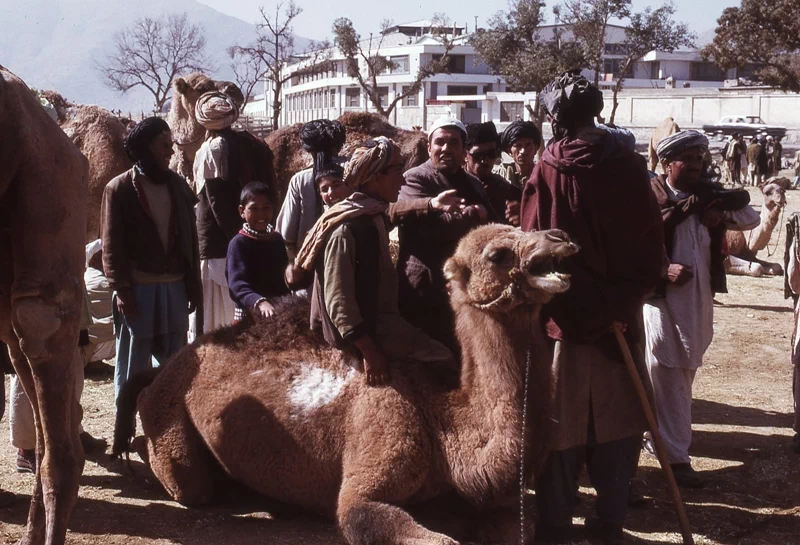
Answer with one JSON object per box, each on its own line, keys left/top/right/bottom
{"left": 640, "top": 49, "right": 705, "bottom": 62}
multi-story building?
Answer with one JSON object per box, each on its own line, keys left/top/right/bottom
{"left": 261, "top": 20, "right": 735, "bottom": 130}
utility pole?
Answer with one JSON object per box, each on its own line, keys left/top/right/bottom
{"left": 474, "top": 15, "right": 478, "bottom": 32}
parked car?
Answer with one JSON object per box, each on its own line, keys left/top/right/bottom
{"left": 702, "top": 115, "right": 787, "bottom": 140}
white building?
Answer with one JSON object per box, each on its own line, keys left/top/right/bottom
{"left": 262, "top": 21, "right": 734, "bottom": 131}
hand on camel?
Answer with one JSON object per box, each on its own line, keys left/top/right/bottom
{"left": 257, "top": 300, "right": 276, "bottom": 318}
{"left": 667, "top": 263, "right": 693, "bottom": 286}
{"left": 505, "top": 200, "right": 521, "bottom": 227}
{"left": 116, "top": 289, "right": 137, "bottom": 318}
{"left": 284, "top": 263, "right": 307, "bottom": 289}
{"left": 353, "top": 336, "right": 391, "bottom": 387}
{"left": 430, "top": 189, "right": 466, "bottom": 214}
{"left": 612, "top": 320, "right": 628, "bottom": 333}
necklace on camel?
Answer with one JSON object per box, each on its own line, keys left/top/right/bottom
{"left": 518, "top": 319, "right": 532, "bottom": 545}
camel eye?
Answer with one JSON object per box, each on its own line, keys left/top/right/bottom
{"left": 486, "top": 247, "right": 513, "bottom": 265}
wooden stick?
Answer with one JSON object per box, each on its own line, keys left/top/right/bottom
{"left": 613, "top": 326, "right": 695, "bottom": 545}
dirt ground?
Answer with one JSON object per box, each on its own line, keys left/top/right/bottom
{"left": 2, "top": 175, "right": 800, "bottom": 544}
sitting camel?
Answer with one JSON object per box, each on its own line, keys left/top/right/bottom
{"left": 114, "top": 225, "right": 579, "bottom": 545}
{"left": 1, "top": 66, "right": 88, "bottom": 545}
{"left": 648, "top": 117, "right": 680, "bottom": 172}
{"left": 168, "top": 73, "right": 244, "bottom": 184}
{"left": 266, "top": 111, "right": 429, "bottom": 203}
{"left": 725, "top": 181, "right": 787, "bottom": 276}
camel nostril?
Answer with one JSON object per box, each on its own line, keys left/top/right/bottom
{"left": 545, "top": 231, "right": 570, "bottom": 244}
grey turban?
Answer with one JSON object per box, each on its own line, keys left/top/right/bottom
{"left": 656, "top": 130, "right": 709, "bottom": 162}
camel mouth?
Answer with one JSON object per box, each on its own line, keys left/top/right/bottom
{"left": 520, "top": 237, "right": 579, "bottom": 295}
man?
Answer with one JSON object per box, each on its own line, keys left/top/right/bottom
{"left": 727, "top": 133, "right": 744, "bottom": 185}
{"left": 396, "top": 117, "right": 497, "bottom": 353}
{"left": 520, "top": 71, "right": 664, "bottom": 544}
{"left": 644, "top": 131, "right": 755, "bottom": 488}
{"left": 746, "top": 137, "right": 763, "bottom": 186}
{"left": 465, "top": 122, "right": 521, "bottom": 226}
{"left": 771, "top": 136, "right": 783, "bottom": 176}
{"left": 793, "top": 148, "right": 800, "bottom": 188}
{"left": 723, "top": 133, "right": 739, "bottom": 184}
{"left": 1, "top": 343, "right": 18, "bottom": 506}
{"left": 494, "top": 120, "right": 542, "bottom": 188}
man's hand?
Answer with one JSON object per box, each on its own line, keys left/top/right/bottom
{"left": 667, "top": 263, "right": 693, "bottom": 286}
{"left": 352, "top": 336, "right": 391, "bottom": 387}
{"left": 116, "top": 288, "right": 137, "bottom": 318}
{"left": 430, "top": 189, "right": 466, "bottom": 214}
{"left": 464, "top": 204, "right": 488, "bottom": 223}
{"left": 505, "top": 200, "right": 521, "bottom": 227}
{"left": 257, "top": 300, "right": 276, "bottom": 318}
{"left": 284, "top": 263, "right": 307, "bottom": 288}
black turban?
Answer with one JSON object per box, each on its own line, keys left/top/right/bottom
{"left": 300, "top": 119, "right": 346, "bottom": 175}
{"left": 540, "top": 70, "right": 604, "bottom": 138}
{"left": 500, "top": 120, "right": 542, "bottom": 152}
{"left": 124, "top": 117, "right": 171, "bottom": 181}
{"left": 465, "top": 122, "right": 500, "bottom": 148}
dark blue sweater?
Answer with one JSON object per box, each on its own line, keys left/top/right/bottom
{"left": 226, "top": 231, "right": 290, "bottom": 311}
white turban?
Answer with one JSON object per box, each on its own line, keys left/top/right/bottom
{"left": 195, "top": 91, "right": 239, "bottom": 131}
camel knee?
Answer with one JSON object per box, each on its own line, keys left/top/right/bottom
{"left": 13, "top": 297, "right": 65, "bottom": 360}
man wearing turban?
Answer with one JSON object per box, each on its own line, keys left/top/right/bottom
{"left": 644, "top": 130, "right": 756, "bottom": 488}
{"left": 494, "top": 120, "right": 542, "bottom": 189}
{"left": 191, "top": 90, "right": 276, "bottom": 336}
{"left": 292, "top": 137, "right": 455, "bottom": 386}
{"left": 520, "top": 71, "right": 665, "bottom": 543}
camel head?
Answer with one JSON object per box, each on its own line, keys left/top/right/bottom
{"left": 172, "top": 73, "right": 244, "bottom": 120}
{"left": 444, "top": 225, "right": 579, "bottom": 312}
{"left": 762, "top": 182, "right": 786, "bottom": 210}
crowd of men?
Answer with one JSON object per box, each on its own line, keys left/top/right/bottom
{"left": 722, "top": 132, "right": 784, "bottom": 186}
{"left": 2, "top": 70, "right": 795, "bottom": 544}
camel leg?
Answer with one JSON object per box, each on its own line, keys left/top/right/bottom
{"left": 139, "top": 392, "right": 215, "bottom": 506}
{"left": 725, "top": 256, "right": 764, "bottom": 277}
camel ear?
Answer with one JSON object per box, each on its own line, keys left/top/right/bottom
{"left": 444, "top": 256, "right": 470, "bottom": 286}
{"left": 174, "top": 77, "right": 188, "bottom": 94}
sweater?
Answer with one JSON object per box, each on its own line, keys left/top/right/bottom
{"left": 226, "top": 231, "right": 290, "bottom": 311}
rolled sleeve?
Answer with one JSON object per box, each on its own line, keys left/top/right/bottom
{"left": 323, "top": 226, "right": 365, "bottom": 340}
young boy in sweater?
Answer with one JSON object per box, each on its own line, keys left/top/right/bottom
{"left": 226, "top": 182, "right": 290, "bottom": 321}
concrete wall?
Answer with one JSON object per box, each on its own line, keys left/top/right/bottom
{"left": 603, "top": 88, "right": 800, "bottom": 129}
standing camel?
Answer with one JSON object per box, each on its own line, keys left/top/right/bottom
{"left": 725, "top": 181, "right": 787, "bottom": 276}
{"left": 114, "top": 225, "right": 579, "bottom": 544}
{"left": 0, "top": 66, "right": 88, "bottom": 545}
{"left": 649, "top": 117, "right": 680, "bottom": 172}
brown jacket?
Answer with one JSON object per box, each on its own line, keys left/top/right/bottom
{"left": 101, "top": 168, "right": 202, "bottom": 311}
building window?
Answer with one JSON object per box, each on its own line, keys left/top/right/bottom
{"left": 602, "top": 58, "right": 633, "bottom": 78}
{"left": 603, "top": 43, "right": 629, "bottom": 55}
{"left": 447, "top": 85, "right": 478, "bottom": 97}
{"left": 500, "top": 102, "right": 524, "bottom": 123}
{"left": 330, "top": 88, "right": 336, "bottom": 108}
{"left": 346, "top": 87, "right": 360, "bottom": 107}
{"left": 388, "top": 55, "right": 410, "bottom": 74}
{"left": 691, "top": 62, "right": 726, "bottom": 81}
{"left": 401, "top": 85, "right": 417, "bottom": 107}
{"left": 432, "top": 54, "right": 466, "bottom": 73}
{"left": 378, "top": 87, "right": 389, "bottom": 107}
{"left": 650, "top": 61, "right": 661, "bottom": 79}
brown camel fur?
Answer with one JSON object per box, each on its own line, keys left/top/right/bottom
{"left": 36, "top": 90, "right": 132, "bottom": 242}
{"left": 266, "top": 111, "right": 429, "bottom": 204}
{"left": 725, "top": 182, "right": 786, "bottom": 276}
{"left": 0, "top": 66, "right": 88, "bottom": 545}
{"left": 115, "top": 225, "right": 578, "bottom": 545}
{"left": 168, "top": 72, "right": 244, "bottom": 183}
{"left": 648, "top": 117, "right": 680, "bottom": 172}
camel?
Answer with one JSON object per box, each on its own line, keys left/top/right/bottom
{"left": 648, "top": 117, "right": 680, "bottom": 172}
{"left": 266, "top": 111, "right": 429, "bottom": 204}
{"left": 725, "top": 181, "right": 787, "bottom": 276}
{"left": 168, "top": 72, "right": 244, "bottom": 183}
{"left": 1, "top": 66, "right": 88, "bottom": 545}
{"left": 37, "top": 90, "right": 132, "bottom": 242}
{"left": 113, "top": 225, "right": 579, "bottom": 545}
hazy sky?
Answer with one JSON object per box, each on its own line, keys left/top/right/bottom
{"left": 197, "top": 0, "right": 740, "bottom": 40}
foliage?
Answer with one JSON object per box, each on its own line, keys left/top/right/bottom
{"left": 561, "top": 0, "right": 631, "bottom": 86}
{"left": 471, "top": 0, "right": 586, "bottom": 124}
{"left": 227, "top": 45, "right": 267, "bottom": 108}
{"left": 702, "top": 0, "right": 800, "bottom": 92}
{"left": 332, "top": 15, "right": 455, "bottom": 118}
{"left": 98, "top": 13, "right": 213, "bottom": 111}
{"left": 229, "top": 1, "right": 331, "bottom": 130}
{"left": 608, "top": 2, "right": 695, "bottom": 123}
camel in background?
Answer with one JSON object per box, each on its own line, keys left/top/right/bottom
{"left": 1, "top": 66, "right": 88, "bottom": 545}
{"left": 648, "top": 117, "right": 680, "bottom": 172}
{"left": 168, "top": 73, "right": 243, "bottom": 184}
{"left": 725, "top": 181, "right": 787, "bottom": 276}
{"left": 266, "top": 111, "right": 429, "bottom": 203}
{"left": 113, "top": 225, "right": 579, "bottom": 545}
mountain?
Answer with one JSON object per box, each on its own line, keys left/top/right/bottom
{"left": 696, "top": 29, "right": 717, "bottom": 47}
{"left": 0, "top": 0, "right": 310, "bottom": 112}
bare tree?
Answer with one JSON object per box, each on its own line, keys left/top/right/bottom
{"left": 607, "top": 2, "right": 694, "bottom": 124}
{"left": 98, "top": 13, "right": 213, "bottom": 111}
{"left": 332, "top": 15, "right": 456, "bottom": 118}
{"left": 561, "top": 0, "right": 631, "bottom": 86}
{"left": 227, "top": 45, "right": 268, "bottom": 108}
{"left": 229, "top": 1, "right": 331, "bottom": 130}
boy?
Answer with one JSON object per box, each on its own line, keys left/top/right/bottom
{"left": 226, "top": 182, "right": 290, "bottom": 321}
